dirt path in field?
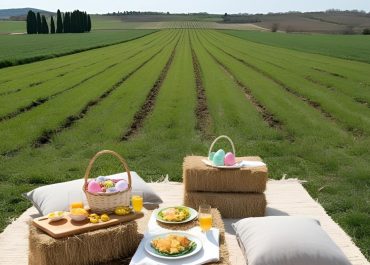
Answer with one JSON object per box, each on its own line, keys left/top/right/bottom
{"left": 32, "top": 48, "right": 165, "bottom": 148}
{"left": 190, "top": 43, "right": 211, "bottom": 137}
{"left": 120, "top": 40, "right": 179, "bottom": 141}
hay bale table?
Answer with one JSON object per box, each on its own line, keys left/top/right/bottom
{"left": 29, "top": 220, "right": 142, "bottom": 265}
{"left": 183, "top": 156, "right": 267, "bottom": 218}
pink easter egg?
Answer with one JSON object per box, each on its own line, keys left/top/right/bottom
{"left": 224, "top": 152, "right": 236, "bottom": 166}
{"left": 88, "top": 180, "right": 102, "bottom": 193}
{"left": 115, "top": 180, "right": 128, "bottom": 191}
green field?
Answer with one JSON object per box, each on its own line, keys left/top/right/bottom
{"left": 0, "top": 29, "right": 369, "bottom": 258}
{"left": 224, "top": 30, "right": 370, "bottom": 63}
{"left": 0, "top": 20, "right": 26, "bottom": 33}
{"left": 0, "top": 30, "right": 156, "bottom": 67}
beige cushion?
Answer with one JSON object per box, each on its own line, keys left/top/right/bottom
{"left": 24, "top": 172, "right": 162, "bottom": 215}
{"left": 233, "top": 216, "right": 351, "bottom": 265}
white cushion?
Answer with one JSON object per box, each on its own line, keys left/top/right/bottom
{"left": 233, "top": 216, "right": 351, "bottom": 265}
{"left": 24, "top": 171, "right": 162, "bottom": 215}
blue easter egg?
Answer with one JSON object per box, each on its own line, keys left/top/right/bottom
{"left": 208, "top": 152, "right": 215, "bottom": 161}
{"left": 106, "top": 187, "right": 117, "bottom": 193}
{"left": 96, "top": 176, "right": 106, "bottom": 183}
{"left": 213, "top": 149, "right": 225, "bottom": 166}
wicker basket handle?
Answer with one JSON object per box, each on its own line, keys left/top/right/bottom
{"left": 208, "top": 135, "right": 236, "bottom": 158}
{"left": 83, "top": 150, "right": 132, "bottom": 189}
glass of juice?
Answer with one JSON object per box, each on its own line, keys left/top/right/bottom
{"left": 68, "top": 191, "right": 84, "bottom": 211}
{"left": 131, "top": 191, "right": 143, "bottom": 212}
{"left": 199, "top": 204, "right": 212, "bottom": 232}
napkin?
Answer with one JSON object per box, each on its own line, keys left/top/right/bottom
{"left": 238, "top": 160, "right": 266, "bottom": 167}
{"left": 130, "top": 211, "right": 220, "bottom": 265}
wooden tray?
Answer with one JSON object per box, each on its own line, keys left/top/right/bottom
{"left": 33, "top": 212, "right": 144, "bottom": 239}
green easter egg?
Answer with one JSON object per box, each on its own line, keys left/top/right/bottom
{"left": 213, "top": 149, "right": 225, "bottom": 166}
{"left": 208, "top": 152, "right": 215, "bottom": 161}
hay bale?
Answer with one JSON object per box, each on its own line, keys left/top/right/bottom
{"left": 29, "top": 221, "right": 142, "bottom": 265}
{"left": 183, "top": 156, "right": 267, "bottom": 193}
{"left": 184, "top": 191, "right": 266, "bottom": 218}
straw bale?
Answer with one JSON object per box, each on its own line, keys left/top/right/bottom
{"left": 29, "top": 220, "right": 141, "bottom": 265}
{"left": 184, "top": 191, "right": 266, "bottom": 218}
{"left": 183, "top": 156, "right": 267, "bottom": 193}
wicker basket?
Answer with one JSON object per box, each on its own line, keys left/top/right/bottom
{"left": 83, "top": 150, "right": 132, "bottom": 213}
{"left": 208, "top": 135, "right": 236, "bottom": 158}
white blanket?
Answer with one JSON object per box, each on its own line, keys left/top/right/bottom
{"left": 130, "top": 210, "right": 220, "bottom": 265}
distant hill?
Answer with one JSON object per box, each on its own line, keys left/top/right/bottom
{"left": 222, "top": 10, "right": 370, "bottom": 34}
{"left": 0, "top": 8, "right": 53, "bottom": 20}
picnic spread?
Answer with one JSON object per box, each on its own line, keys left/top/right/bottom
{"left": 23, "top": 136, "right": 356, "bottom": 265}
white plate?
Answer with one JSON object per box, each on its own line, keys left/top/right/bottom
{"left": 202, "top": 159, "right": 242, "bottom": 169}
{"left": 156, "top": 206, "right": 197, "bottom": 224}
{"left": 145, "top": 232, "right": 202, "bottom": 260}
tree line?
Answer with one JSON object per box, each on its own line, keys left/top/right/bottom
{"left": 26, "top": 9, "right": 91, "bottom": 34}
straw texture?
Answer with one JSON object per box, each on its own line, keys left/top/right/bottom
{"left": 183, "top": 156, "right": 267, "bottom": 193}
{"left": 29, "top": 220, "right": 141, "bottom": 265}
{"left": 184, "top": 191, "right": 266, "bottom": 218}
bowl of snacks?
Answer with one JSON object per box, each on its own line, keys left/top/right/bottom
{"left": 69, "top": 208, "right": 89, "bottom": 221}
{"left": 48, "top": 211, "right": 65, "bottom": 222}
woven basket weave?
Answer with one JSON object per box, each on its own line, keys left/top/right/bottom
{"left": 83, "top": 150, "right": 132, "bottom": 213}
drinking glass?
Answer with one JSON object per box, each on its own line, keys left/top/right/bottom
{"left": 68, "top": 191, "right": 84, "bottom": 211}
{"left": 199, "top": 204, "right": 212, "bottom": 232}
{"left": 131, "top": 191, "right": 143, "bottom": 212}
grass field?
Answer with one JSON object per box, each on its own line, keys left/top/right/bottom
{"left": 0, "top": 29, "right": 369, "bottom": 258}
{"left": 0, "top": 30, "right": 156, "bottom": 67}
{"left": 224, "top": 30, "right": 370, "bottom": 64}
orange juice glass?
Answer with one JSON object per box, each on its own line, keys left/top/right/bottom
{"left": 199, "top": 204, "right": 212, "bottom": 232}
{"left": 132, "top": 195, "right": 143, "bottom": 212}
{"left": 70, "top": 202, "right": 84, "bottom": 210}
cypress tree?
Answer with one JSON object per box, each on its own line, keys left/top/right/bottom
{"left": 41, "top": 15, "right": 49, "bottom": 34}
{"left": 36, "top": 12, "right": 42, "bottom": 34}
{"left": 31, "top": 11, "right": 37, "bottom": 34}
{"left": 56, "top": 9, "right": 63, "bottom": 33}
{"left": 50, "top": 16, "right": 56, "bottom": 34}
{"left": 64, "top": 12, "right": 71, "bottom": 33}
{"left": 26, "top": 10, "right": 32, "bottom": 34}
{"left": 87, "top": 15, "right": 92, "bottom": 32}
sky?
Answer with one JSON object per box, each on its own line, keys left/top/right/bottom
{"left": 1, "top": 0, "right": 370, "bottom": 14}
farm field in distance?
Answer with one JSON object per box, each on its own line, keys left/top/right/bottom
{"left": 0, "top": 29, "right": 369, "bottom": 259}
{"left": 224, "top": 30, "right": 370, "bottom": 64}
{"left": 0, "top": 29, "right": 156, "bottom": 67}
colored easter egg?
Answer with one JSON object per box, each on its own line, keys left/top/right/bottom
{"left": 104, "top": 180, "right": 114, "bottom": 189}
{"left": 88, "top": 180, "right": 102, "bottom": 193}
{"left": 106, "top": 187, "right": 117, "bottom": 193}
{"left": 96, "top": 176, "right": 106, "bottom": 183}
{"left": 213, "top": 149, "right": 225, "bottom": 166}
{"left": 115, "top": 180, "right": 128, "bottom": 191}
{"left": 224, "top": 152, "right": 236, "bottom": 166}
{"left": 208, "top": 152, "right": 215, "bottom": 161}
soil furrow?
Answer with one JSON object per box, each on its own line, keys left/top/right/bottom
{"left": 190, "top": 43, "right": 211, "bottom": 136}
{"left": 215, "top": 46, "right": 337, "bottom": 120}
{"left": 32, "top": 47, "right": 165, "bottom": 148}
{"left": 0, "top": 88, "right": 21, "bottom": 97}
{"left": 312, "top": 67, "right": 347, "bottom": 79}
{"left": 0, "top": 63, "right": 119, "bottom": 123}
{"left": 206, "top": 49, "right": 283, "bottom": 130}
{"left": 121, "top": 40, "right": 179, "bottom": 141}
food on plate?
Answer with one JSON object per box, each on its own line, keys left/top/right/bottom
{"left": 114, "top": 206, "right": 131, "bottom": 216}
{"left": 47, "top": 211, "right": 65, "bottom": 221}
{"left": 151, "top": 234, "right": 196, "bottom": 256}
{"left": 158, "top": 207, "right": 190, "bottom": 222}
{"left": 70, "top": 208, "right": 89, "bottom": 221}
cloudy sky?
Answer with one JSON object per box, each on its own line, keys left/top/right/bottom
{"left": 1, "top": 0, "right": 370, "bottom": 14}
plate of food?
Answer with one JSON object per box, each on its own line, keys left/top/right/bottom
{"left": 145, "top": 232, "right": 202, "bottom": 260}
{"left": 156, "top": 206, "right": 197, "bottom": 224}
